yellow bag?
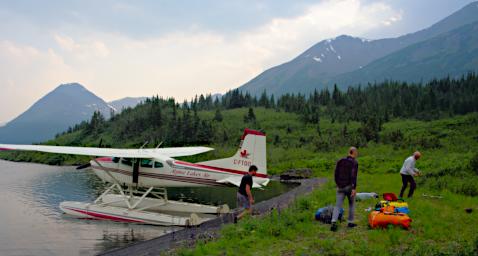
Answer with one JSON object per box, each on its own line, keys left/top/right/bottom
{"left": 380, "top": 200, "right": 408, "bottom": 208}
{"left": 388, "top": 201, "right": 408, "bottom": 208}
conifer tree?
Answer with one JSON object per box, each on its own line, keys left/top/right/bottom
{"left": 214, "top": 108, "right": 223, "bottom": 122}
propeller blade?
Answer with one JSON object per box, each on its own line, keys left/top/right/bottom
{"left": 76, "top": 163, "right": 91, "bottom": 170}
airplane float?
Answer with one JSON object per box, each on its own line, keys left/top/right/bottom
{"left": 0, "top": 129, "right": 269, "bottom": 226}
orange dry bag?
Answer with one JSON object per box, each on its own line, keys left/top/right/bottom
{"left": 368, "top": 211, "right": 412, "bottom": 229}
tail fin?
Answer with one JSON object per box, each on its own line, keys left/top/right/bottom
{"left": 198, "top": 128, "right": 267, "bottom": 176}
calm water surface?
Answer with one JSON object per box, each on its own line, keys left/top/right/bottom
{"left": 0, "top": 160, "right": 291, "bottom": 256}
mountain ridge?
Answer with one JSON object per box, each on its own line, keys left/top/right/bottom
{"left": 330, "top": 21, "right": 478, "bottom": 88}
{"left": 238, "top": 1, "right": 478, "bottom": 96}
{"left": 108, "top": 97, "right": 147, "bottom": 112}
{"left": 0, "top": 83, "right": 113, "bottom": 144}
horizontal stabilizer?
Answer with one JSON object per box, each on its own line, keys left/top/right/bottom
{"left": 216, "top": 176, "right": 263, "bottom": 188}
{"left": 0, "top": 144, "right": 213, "bottom": 158}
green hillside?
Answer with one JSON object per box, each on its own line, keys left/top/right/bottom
{"left": 3, "top": 74, "right": 477, "bottom": 162}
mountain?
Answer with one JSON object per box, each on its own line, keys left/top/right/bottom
{"left": 239, "top": 35, "right": 394, "bottom": 95}
{"left": 108, "top": 97, "right": 147, "bottom": 112}
{"left": 238, "top": 1, "right": 478, "bottom": 96}
{"left": 332, "top": 21, "right": 478, "bottom": 88}
{"left": 0, "top": 83, "right": 113, "bottom": 144}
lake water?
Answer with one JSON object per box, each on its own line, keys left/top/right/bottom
{"left": 0, "top": 160, "right": 291, "bottom": 256}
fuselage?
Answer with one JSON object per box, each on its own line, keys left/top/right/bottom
{"left": 91, "top": 156, "right": 269, "bottom": 188}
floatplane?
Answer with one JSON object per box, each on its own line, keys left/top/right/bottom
{"left": 0, "top": 129, "right": 269, "bottom": 226}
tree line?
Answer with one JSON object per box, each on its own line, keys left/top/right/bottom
{"left": 58, "top": 73, "right": 478, "bottom": 147}
{"left": 213, "top": 73, "right": 478, "bottom": 123}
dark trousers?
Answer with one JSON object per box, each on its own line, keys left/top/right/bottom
{"left": 400, "top": 174, "right": 416, "bottom": 198}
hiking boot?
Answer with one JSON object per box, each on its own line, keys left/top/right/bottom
{"left": 330, "top": 222, "right": 338, "bottom": 232}
{"left": 347, "top": 223, "right": 357, "bottom": 228}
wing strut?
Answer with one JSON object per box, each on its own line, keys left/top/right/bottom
{"left": 132, "top": 158, "right": 140, "bottom": 184}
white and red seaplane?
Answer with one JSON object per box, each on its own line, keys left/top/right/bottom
{"left": 0, "top": 129, "right": 269, "bottom": 226}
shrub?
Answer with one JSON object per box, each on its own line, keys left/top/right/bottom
{"left": 382, "top": 129, "right": 404, "bottom": 144}
{"left": 296, "top": 197, "right": 312, "bottom": 211}
{"left": 470, "top": 153, "right": 478, "bottom": 176}
{"left": 459, "top": 180, "right": 478, "bottom": 196}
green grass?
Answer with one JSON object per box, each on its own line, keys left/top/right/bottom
{"left": 175, "top": 173, "right": 478, "bottom": 256}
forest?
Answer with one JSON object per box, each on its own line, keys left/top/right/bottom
{"left": 47, "top": 72, "right": 478, "bottom": 149}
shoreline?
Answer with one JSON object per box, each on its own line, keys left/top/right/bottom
{"left": 0, "top": 158, "right": 77, "bottom": 167}
{"left": 99, "top": 177, "right": 327, "bottom": 256}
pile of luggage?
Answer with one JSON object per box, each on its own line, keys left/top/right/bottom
{"left": 368, "top": 192, "right": 412, "bottom": 229}
{"left": 314, "top": 205, "right": 344, "bottom": 224}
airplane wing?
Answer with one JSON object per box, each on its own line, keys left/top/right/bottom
{"left": 0, "top": 144, "right": 214, "bottom": 158}
{"left": 216, "top": 176, "right": 264, "bottom": 188}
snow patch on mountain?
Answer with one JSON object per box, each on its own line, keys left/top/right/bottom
{"left": 360, "top": 37, "right": 372, "bottom": 43}
{"left": 313, "top": 57, "right": 322, "bottom": 63}
{"left": 108, "top": 104, "right": 117, "bottom": 112}
{"left": 329, "top": 45, "right": 336, "bottom": 53}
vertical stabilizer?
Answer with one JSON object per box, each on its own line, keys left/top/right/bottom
{"left": 197, "top": 129, "right": 267, "bottom": 176}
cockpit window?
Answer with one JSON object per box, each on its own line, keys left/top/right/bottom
{"left": 112, "top": 157, "right": 120, "bottom": 163}
{"left": 141, "top": 159, "right": 153, "bottom": 168}
{"left": 154, "top": 161, "right": 164, "bottom": 168}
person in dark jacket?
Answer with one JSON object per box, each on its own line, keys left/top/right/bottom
{"left": 236, "top": 165, "right": 258, "bottom": 220}
{"left": 331, "top": 147, "right": 359, "bottom": 232}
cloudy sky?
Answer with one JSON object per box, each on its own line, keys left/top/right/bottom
{"left": 0, "top": 0, "right": 475, "bottom": 123}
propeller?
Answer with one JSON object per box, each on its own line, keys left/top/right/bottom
{"left": 75, "top": 138, "right": 103, "bottom": 170}
{"left": 76, "top": 162, "right": 91, "bottom": 170}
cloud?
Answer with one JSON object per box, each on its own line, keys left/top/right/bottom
{"left": 54, "top": 34, "right": 110, "bottom": 61}
{"left": 0, "top": 0, "right": 403, "bottom": 123}
{"left": 54, "top": 35, "right": 78, "bottom": 51}
{"left": 0, "top": 40, "right": 78, "bottom": 122}
{"left": 382, "top": 10, "right": 403, "bottom": 26}
{"left": 234, "top": 0, "right": 404, "bottom": 67}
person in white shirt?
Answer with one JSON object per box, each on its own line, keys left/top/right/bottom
{"left": 399, "top": 151, "right": 421, "bottom": 198}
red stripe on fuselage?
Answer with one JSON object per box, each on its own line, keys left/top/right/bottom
{"left": 173, "top": 160, "right": 268, "bottom": 178}
{"left": 96, "top": 157, "right": 112, "bottom": 162}
{"left": 91, "top": 166, "right": 227, "bottom": 187}
{"left": 64, "top": 207, "right": 144, "bottom": 223}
